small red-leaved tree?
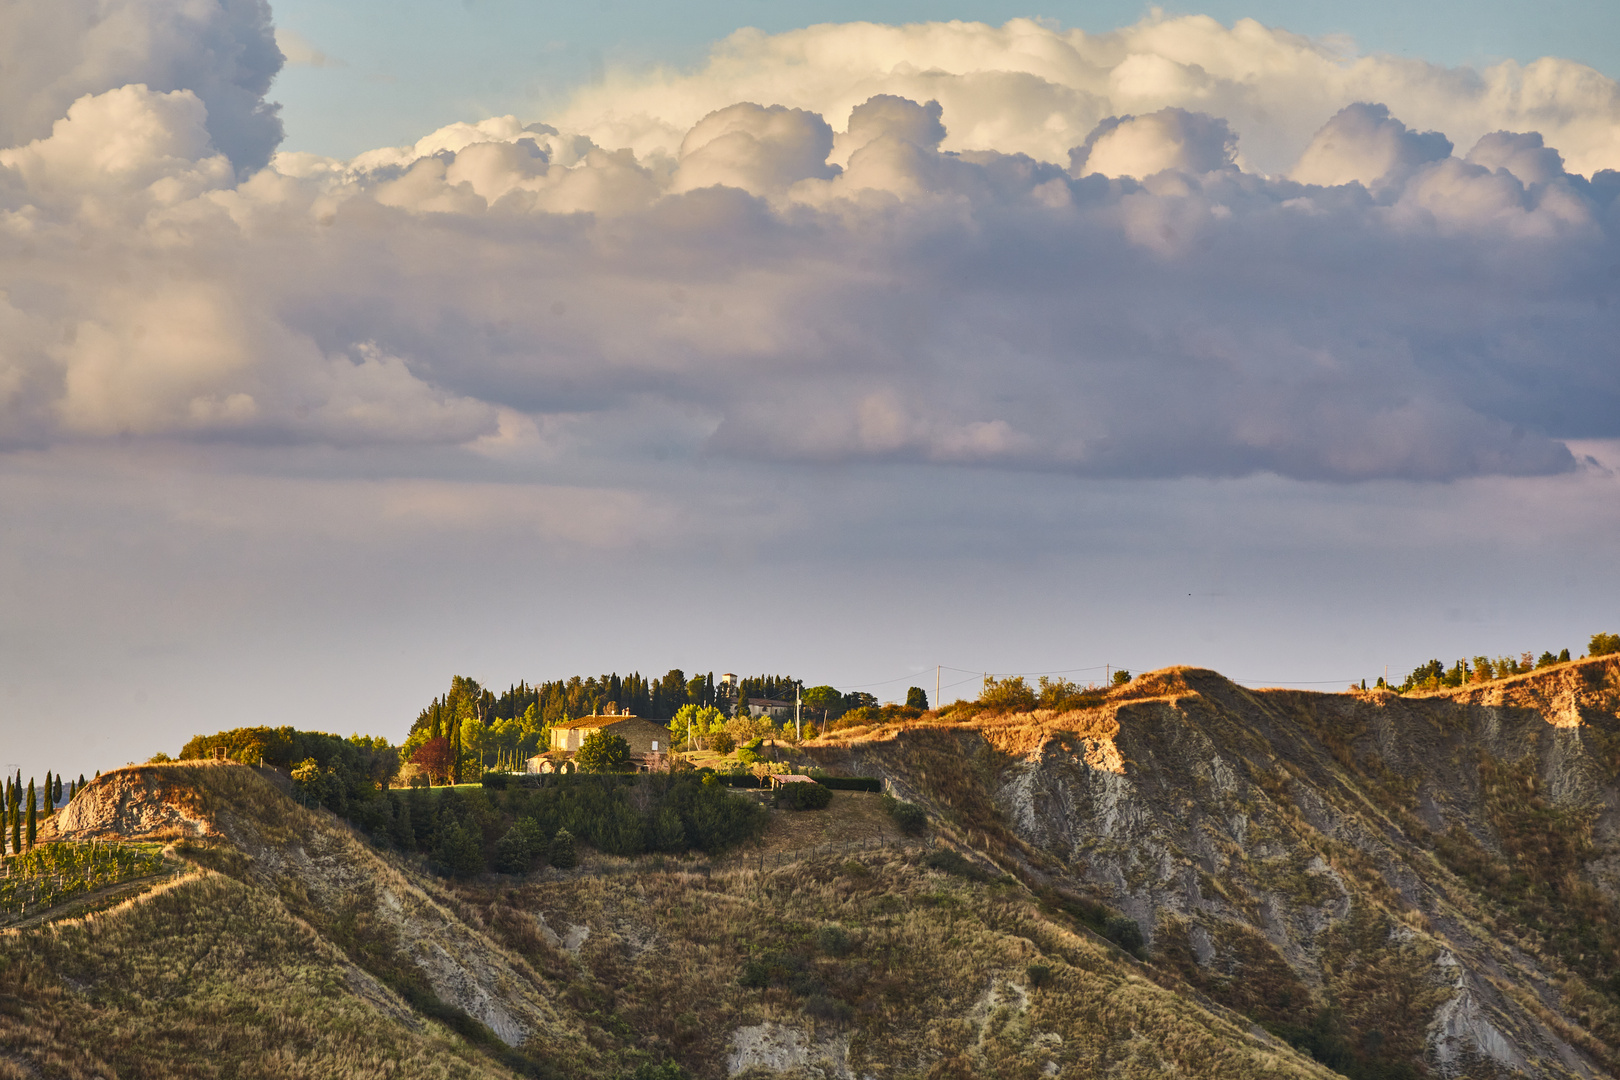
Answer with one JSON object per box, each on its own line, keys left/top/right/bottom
{"left": 412, "top": 737, "right": 454, "bottom": 785}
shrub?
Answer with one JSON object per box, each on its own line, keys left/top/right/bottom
{"left": 735, "top": 748, "right": 759, "bottom": 766}
{"left": 1590, "top": 632, "right": 1620, "bottom": 657}
{"left": 1110, "top": 669, "right": 1132, "bottom": 686}
{"left": 481, "top": 771, "right": 509, "bottom": 789}
{"left": 979, "top": 676, "right": 1036, "bottom": 711}
{"left": 708, "top": 732, "right": 735, "bottom": 755}
{"left": 816, "top": 925, "right": 854, "bottom": 957}
{"left": 1026, "top": 963, "right": 1053, "bottom": 989}
{"left": 781, "top": 781, "right": 832, "bottom": 811}
{"left": 804, "top": 993, "right": 854, "bottom": 1023}
{"left": 548, "top": 828, "right": 578, "bottom": 869}
{"left": 882, "top": 795, "right": 927, "bottom": 835}
{"left": 1104, "top": 915, "right": 1145, "bottom": 955}
{"left": 810, "top": 774, "right": 883, "bottom": 792}
{"left": 923, "top": 848, "right": 994, "bottom": 882}
{"left": 623, "top": 1063, "right": 690, "bottom": 1080}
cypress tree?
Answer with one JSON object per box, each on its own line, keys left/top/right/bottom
{"left": 8, "top": 796, "right": 16, "bottom": 855}
{"left": 0, "top": 795, "right": 7, "bottom": 855}
{"left": 43, "top": 771, "right": 51, "bottom": 817}
{"left": 53, "top": 774, "right": 62, "bottom": 806}
{"left": 25, "top": 780, "right": 36, "bottom": 849}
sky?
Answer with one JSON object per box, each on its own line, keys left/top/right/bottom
{"left": 1, "top": 0, "right": 1619, "bottom": 783}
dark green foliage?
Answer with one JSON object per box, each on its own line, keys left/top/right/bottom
{"left": 433, "top": 821, "right": 484, "bottom": 878}
{"left": 1026, "top": 963, "right": 1053, "bottom": 989}
{"left": 779, "top": 781, "right": 832, "bottom": 811}
{"left": 25, "top": 780, "right": 36, "bottom": 849}
{"left": 882, "top": 794, "right": 928, "bottom": 835}
{"left": 1110, "top": 669, "right": 1132, "bottom": 686}
{"left": 623, "top": 1062, "right": 691, "bottom": 1080}
{"left": 494, "top": 818, "right": 547, "bottom": 874}
{"left": 1104, "top": 915, "right": 1145, "bottom": 956}
{"left": 576, "top": 731, "right": 632, "bottom": 773}
{"left": 482, "top": 771, "right": 510, "bottom": 789}
{"left": 1269, "top": 1009, "right": 1419, "bottom": 1080}
{"left": 922, "top": 848, "right": 996, "bottom": 882}
{"left": 708, "top": 731, "right": 735, "bottom": 755}
{"left": 810, "top": 775, "right": 883, "bottom": 792}
{"left": 906, "top": 686, "right": 929, "bottom": 710}
{"left": 1591, "top": 632, "right": 1620, "bottom": 657}
{"left": 548, "top": 828, "right": 578, "bottom": 869}
{"left": 816, "top": 925, "right": 854, "bottom": 957}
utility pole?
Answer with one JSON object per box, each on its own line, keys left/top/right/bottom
{"left": 935, "top": 665, "right": 940, "bottom": 711}
{"left": 795, "top": 682, "right": 802, "bottom": 742}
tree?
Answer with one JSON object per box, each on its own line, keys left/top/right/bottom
{"left": 801, "top": 686, "right": 841, "bottom": 724}
{"left": 411, "top": 737, "right": 455, "bottom": 785}
{"left": 1111, "top": 669, "right": 1132, "bottom": 686}
{"left": 549, "top": 828, "right": 578, "bottom": 869}
{"left": 494, "top": 818, "right": 546, "bottom": 874}
{"left": 906, "top": 687, "right": 929, "bottom": 710}
{"left": 708, "top": 731, "right": 736, "bottom": 756}
{"left": 42, "top": 771, "right": 52, "bottom": 817}
{"left": 576, "top": 731, "right": 631, "bottom": 773}
{"left": 52, "top": 774, "right": 62, "bottom": 807}
{"left": 25, "top": 779, "right": 36, "bottom": 849}
{"left": 1589, "top": 632, "right": 1620, "bottom": 658}
{"left": 434, "top": 820, "right": 484, "bottom": 878}
{"left": 980, "top": 676, "right": 1036, "bottom": 710}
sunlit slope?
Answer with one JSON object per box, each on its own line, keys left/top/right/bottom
{"left": 803, "top": 655, "right": 1620, "bottom": 1079}
{"left": 1, "top": 760, "right": 1347, "bottom": 1080}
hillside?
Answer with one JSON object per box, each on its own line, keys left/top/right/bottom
{"left": 0, "top": 655, "right": 1615, "bottom": 1079}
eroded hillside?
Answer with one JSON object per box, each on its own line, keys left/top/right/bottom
{"left": 2, "top": 655, "right": 1617, "bottom": 1080}
{"left": 803, "top": 654, "right": 1620, "bottom": 1080}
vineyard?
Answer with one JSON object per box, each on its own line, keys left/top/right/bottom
{"left": 0, "top": 842, "right": 168, "bottom": 926}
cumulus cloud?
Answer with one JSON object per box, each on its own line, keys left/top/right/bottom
{"left": 554, "top": 15, "right": 1620, "bottom": 177}
{"left": 1291, "top": 103, "right": 1452, "bottom": 189}
{"left": 1, "top": 14, "right": 1617, "bottom": 484}
{"left": 0, "top": 0, "right": 283, "bottom": 172}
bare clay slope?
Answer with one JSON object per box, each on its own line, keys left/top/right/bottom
{"left": 805, "top": 656, "right": 1620, "bottom": 1080}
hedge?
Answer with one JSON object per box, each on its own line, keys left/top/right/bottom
{"left": 810, "top": 776, "right": 882, "bottom": 792}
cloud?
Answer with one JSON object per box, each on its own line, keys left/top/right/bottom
{"left": 1071, "top": 107, "right": 1237, "bottom": 178}
{"left": 554, "top": 15, "right": 1620, "bottom": 177}
{"left": 1, "top": 15, "right": 1617, "bottom": 484}
{"left": 274, "top": 28, "right": 343, "bottom": 69}
{"left": 0, "top": 0, "right": 284, "bottom": 173}
{"left": 1290, "top": 103, "right": 1452, "bottom": 189}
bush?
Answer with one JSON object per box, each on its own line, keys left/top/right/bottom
{"left": 816, "top": 925, "right": 854, "bottom": 957}
{"left": 1026, "top": 963, "right": 1053, "bottom": 989}
{"left": 548, "top": 828, "right": 578, "bottom": 869}
{"left": 1110, "top": 669, "right": 1132, "bottom": 686}
{"left": 780, "top": 781, "right": 832, "bottom": 811}
{"left": 1103, "top": 915, "right": 1145, "bottom": 955}
{"left": 979, "top": 675, "right": 1037, "bottom": 711}
{"left": 1590, "top": 632, "right": 1620, "bottom": 658}
{"left": 623, "top": 1063, "right": 690, "bottom": 1080}
{"left": 882, "top": 795, "right": 927, "bottom": 835}
{"left": 708, "top": 732, "right": 735, "bottom": 755}
{"left": 804, "top": 993, "right": 854, "bottom": 1023}
{"left": 923, "top": 848, "right": 995, "bottom": 882}
{"left": 481, "top": 771, "right": 510, "bottom": 789}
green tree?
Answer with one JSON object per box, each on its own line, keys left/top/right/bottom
{"left": 494, "top": 817, "right": 546, "bottom": 874}
{"left": 1589, "top": 632, "right": 1620, "bottom": 657}
{"left": 905, "top": 687, "right": 929, "bottom": 710}
{"left": 434, "top": 820, "right": 484, "bottom": 878}
{"left": 25, "top": 779, "right": 36, "bottom": 849}
{"left": 549, "top": 828, "right": 578, "bottom": 869}
{"left": 576, "top": 730, "right": 631, "bottom": 773}
{"left": 802, "top": 685, "right": 841, "bottom": 725}
{"left": 1111, "top": 669, "right": 1132, "bottom": 686}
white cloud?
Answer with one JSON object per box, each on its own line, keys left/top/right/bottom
{"left": 0, "top": 14, "right": 1616, "bottom": 485}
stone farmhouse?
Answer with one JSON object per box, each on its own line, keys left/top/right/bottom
{"left": 527, "top": 703, "right": 671, "bottom": 772}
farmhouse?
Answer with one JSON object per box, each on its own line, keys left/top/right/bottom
{"left": 536, "top": 703, "right": 671, "bottom": 770}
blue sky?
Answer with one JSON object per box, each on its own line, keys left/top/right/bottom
{"left": 269, "top": 0, "right": 1620, "bottom": 157}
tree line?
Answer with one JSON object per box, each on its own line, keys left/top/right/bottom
{"left": 1, "top": 770, "right": 87, "bottom": 855}
{"left": 1386, "top": 632, "right": 1617, "bottom": 693}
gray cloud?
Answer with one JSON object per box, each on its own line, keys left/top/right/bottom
{"left": 0, "top": 0, "right": 283, "bottom": 173}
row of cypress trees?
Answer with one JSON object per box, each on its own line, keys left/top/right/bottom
{"left": 0, "top": 770, "right": 87, "bottom": 855}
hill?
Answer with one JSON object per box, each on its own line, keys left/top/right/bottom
{"left": 0, "top": 654, "right": 1616, "bottom": 1079}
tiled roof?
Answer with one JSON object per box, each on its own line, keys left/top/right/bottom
{"left": 550, "top": 715, "right": 663, "bottom": 730}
